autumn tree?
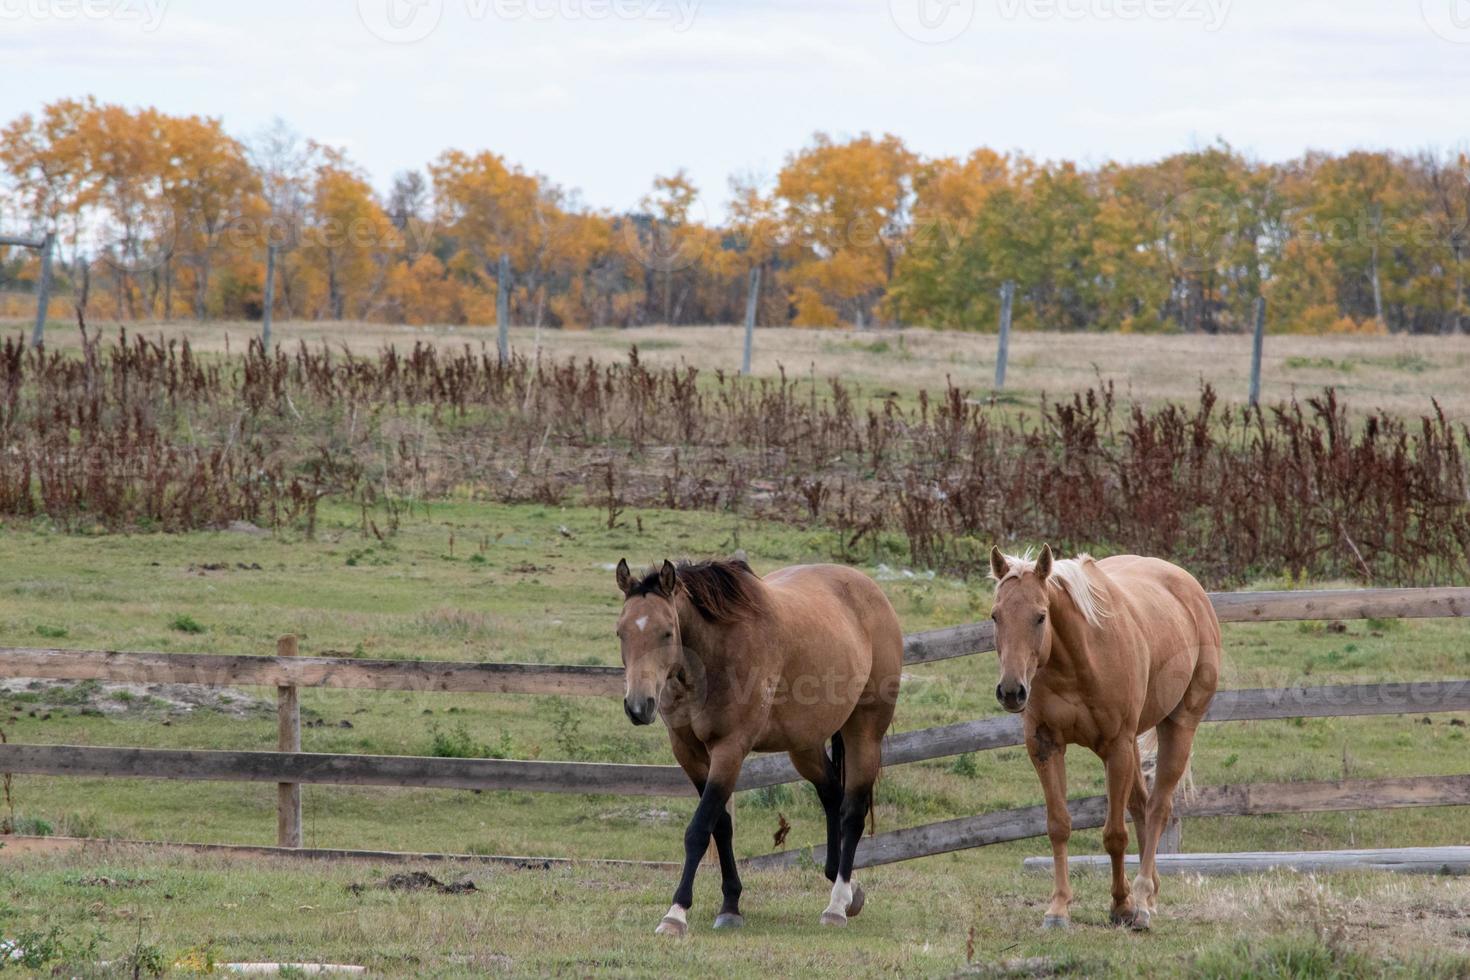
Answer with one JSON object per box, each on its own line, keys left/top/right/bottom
{"left": 776, "top": 133, "right": 916, "bottom": 327}
{"left": 297, "top": 147, "right": 393, "bottom": 320}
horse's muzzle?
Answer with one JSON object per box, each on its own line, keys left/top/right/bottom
{"left": 624, "top": 695, "right": 657, "bottom": 726}
{"left": 996, "top": 682, "right": 1028, "bottom": 714}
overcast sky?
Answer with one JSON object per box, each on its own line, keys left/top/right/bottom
{"left": 4, "top": 0, "right": 1468, "bottom": 216}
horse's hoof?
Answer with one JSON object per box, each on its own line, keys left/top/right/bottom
{"left": 1041, "top": 915, "right": 1071, "bottom": 931}
{"left": 820, "top": 911, "right": 848, "bottom": 927}
{"left": 1109, "top": 908, "right": 1137, "bottom": 928}
{"left": 1130, "top": 908, "right": 1152, "bottom": 932}
{"left": 655, "top": 916, "right": 688, "bottom": 938}
{"left": 712, "top": 913, "right": 745, "bottom": 930}
{"left": 845, "top": 883, "right": 866, "bottom": 918}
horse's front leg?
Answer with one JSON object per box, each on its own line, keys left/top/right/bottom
{"left": 1102, "top": 739, "right": 1141, "bottom": 929}
{"left": 657, "top": 742, "right": 744, "bottom": 937}
{"left": 1028, "top": 728, "right": 1073, "bottom": 930}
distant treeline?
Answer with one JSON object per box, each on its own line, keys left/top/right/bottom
{"left": 1, "top": 98, "right": 1467, "bottom": 335}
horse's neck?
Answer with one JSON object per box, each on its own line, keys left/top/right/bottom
{"left": 1040, "top": 596, "right": 1101, "bottom": 691}
{"left": 675, "top": 596, "right": 731, "bottom": 663}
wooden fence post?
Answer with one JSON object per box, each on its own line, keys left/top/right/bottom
{"left": 276, "top": 634, "right": 302, "bottom": 848}
{"left": 1249, "top": 296, "right": 1266, "bottom": 406}
{"left": 261, "top": 244, "right": 277, "bottom": 352}
{"left": 31, "top": 232, "right": 54, "bottom": 349}
{"left": 497, "top": 253, "right": 511, "bottom": 366}
{"left": 741, "top": 265, "right": 761, "bottom": 376}
{"left": 994, "top": 280, "right": 1015, "bottom": 390}
{"left": 1157, "top": 808, "right": 1183, "bottom": 855}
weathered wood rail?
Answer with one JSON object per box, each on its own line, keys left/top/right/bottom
{"left": 4, "top": 587, "right": 1466, "bottom": 692}
{"left": 1, "top": 586, "right": 1467, "bottom": 856}
{"left": 3, "top": 681, "right": 1467, "bottom": 797}
{"left": 1025, "top": 846, "right": 1470, "bottom": 877}
{"left": 746, "top": 775, "right": 1470, "bottom": 871}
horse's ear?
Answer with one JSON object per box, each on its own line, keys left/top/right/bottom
{"left": 1035, "top": 544, "right": 1054, "bottom": 582}
{"left": 616, "top": 558, "right": 632, "bottom": 595}
{"left": 659, "top": 560, "right": 678, "bottom": 596}
{"left": 990, "top": 547, "right": 1010, "bottom": 581}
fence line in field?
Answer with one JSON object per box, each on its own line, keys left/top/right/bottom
{"left": 0, "top": 586, "right": 1467, "bottom": 855}
{"left": 746, "top": 774, "right": 1470, "bottom": 872}
{"left": 5, "top": 588, "right": 1466, "bottom": 695}
{"left": 2, "top": 680, "right": 1467, "bottom": 798}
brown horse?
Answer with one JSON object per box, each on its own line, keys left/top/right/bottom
{"left": 989, "top": 545, "right": 1220, "bottom": 931}
{"left": 615, "top": 558, "right": 903, "bottom": 936}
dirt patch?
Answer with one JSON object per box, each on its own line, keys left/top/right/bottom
{"left": 349, "top": 871, "right": 479, "bottom": 895}
{"left": 1, "top": 679, "right": 270, "bottom": 718}
{"left": 72, "top": 874, "right": 153, "bottom": 888}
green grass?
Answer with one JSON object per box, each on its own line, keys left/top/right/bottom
{"left": 1, "top": 850, "right": 1466, "bottom": 977}
{"left": 0, "top": 501, "right": 1467, "bottom": 975}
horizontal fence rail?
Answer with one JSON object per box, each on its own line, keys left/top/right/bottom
{"left": 1024, "top": 846, "right": 1470, "bottom": 877}
{"left": 740, "top": 679, "right": 1470, "bottom": 788}
{"left": 0, "top": 649, "right": 623, "bottom": 697}
{"left": 3, "top": 588, "right": 1467, "bottom": 692}
{"left": 2, "top": 585, "right": 1468, "bottom": 857}
{"left": 4, "top": 680, "right": 1467, "bottom": 797}
{"left": 0, "top": 745, "right": 693, "bottom": 797}
{"left": 746, "top": 774, "right": 1470, "bottom": 871}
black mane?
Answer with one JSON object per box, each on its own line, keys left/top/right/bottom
{"left": 629, "top": 558, "right": 765, "bottom": 624}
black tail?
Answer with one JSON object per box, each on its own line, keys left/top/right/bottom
{"left": 829, "top": 731, "right": 846, "bottom": 792}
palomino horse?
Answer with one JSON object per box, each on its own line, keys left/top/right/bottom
{"left": 615, "top": 558, "right": 903, "bottom": 936}
{"left": 989, "top": 545, "right": 1220, "bottom": 931}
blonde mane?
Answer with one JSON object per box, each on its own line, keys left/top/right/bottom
{"left": 993, "top": 551, "right": 1111, "bottom": 628}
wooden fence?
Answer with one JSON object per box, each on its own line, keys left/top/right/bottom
{"left": 1, "top": 587, "right": 1467, "bottom": 862}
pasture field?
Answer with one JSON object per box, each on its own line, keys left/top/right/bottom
{"left": 12, "top": 315, "right": 1470, "bottom": 420}
{"left": 1, "top": 501, "right": 1469, "bottom": 976}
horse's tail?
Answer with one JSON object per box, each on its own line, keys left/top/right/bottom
{"left": 1136, "top": 728, "right": 1196, "bottom": 802}
{"left": 868, "top": 749, "right": 880, "bottom": 838}
{"left": 830, "top": 730, "right": 879, "bottom": 836}
{"left": 830, "top": 731, "right": 846, "bottom": 792}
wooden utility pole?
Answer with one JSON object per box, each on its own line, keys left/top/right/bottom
{"left": 1249, "top": 296, "right": 1266, "bottom": 406}
{"left": 994, "top": 280, "right": 1016, "bottom": 390}
{"left": 741, "top": 266, "right": 762, "bottom": 376}
{"left": 276, "top": 634, "right": 302, "bottom": 848}
{"left": 261, "top": 244, "right": 278, "bottom": 352}
{"left": 497, "top": 253, "right": 511, "bottom": 366}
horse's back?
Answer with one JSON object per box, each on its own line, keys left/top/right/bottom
{"left": 765, "top": 564, "right": 902, "bottom": 648}
{"left": 1095, "top": 555, "right": 1221, "bottom": 727}
{"left": 737, "top": 564, "right": 902, "bottom": 753}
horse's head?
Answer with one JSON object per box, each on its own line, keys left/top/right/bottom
{"left": 614, "top": 558, "right": 682, "bottom": 726}
{"left": 989, "top": 544, "right": 1056, "bottom": 714}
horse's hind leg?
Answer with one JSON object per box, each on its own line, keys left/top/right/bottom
{"left": 1132, "top": 718, "right": 1196, "bottom": 930}
{"left": 788, "top": 738, "right": 844, "bottom": 885}
{"left": 820, "top": 726, "right": 879, "bottom": 927}
{"left": 1102, "top": 739, "right": 1141, "bottom": 929}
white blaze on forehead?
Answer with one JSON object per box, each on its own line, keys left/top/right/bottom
{"left": 635, "top": 616, "right": 649, "bottom": 632}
